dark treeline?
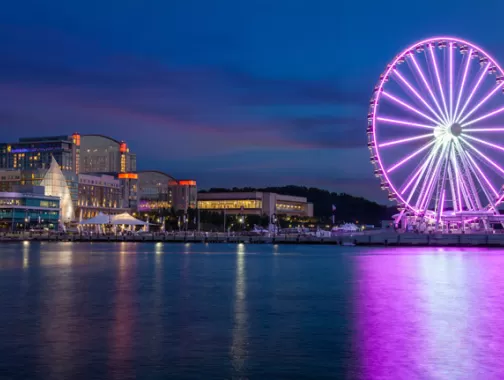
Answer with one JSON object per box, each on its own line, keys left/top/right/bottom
{"left": 200, "top": 185, "right": 397, "bottom": 226}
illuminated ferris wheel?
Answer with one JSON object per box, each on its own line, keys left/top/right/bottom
{"left": 368, "top": 36, "right": 504, "bottom": 226}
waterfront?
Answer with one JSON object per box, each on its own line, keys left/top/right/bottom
{"left": 1, "top": 243, "right": 504, "bottom": 379}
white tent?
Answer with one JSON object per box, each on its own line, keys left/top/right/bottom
{"left": 79, "top": 212, "right": 112, "bottom": 225}
{"left": 111, "top": 213, "right": 147, "bottom": 226}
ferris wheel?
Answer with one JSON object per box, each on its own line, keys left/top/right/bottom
{"left": 368, "top": 36, "right": 504, "bottom": 226}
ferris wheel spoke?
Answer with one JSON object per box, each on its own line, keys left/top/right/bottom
{"left": 376, "top": 116, "right": 436, "bottom": 129}
{"left": 447, "top": 161, "right": 459, "bottom": 212}
{"left": 429, "top": 44, "right": 449, "bottom": 122}
{"left": 410, "top": 53, "right": 448, "bottom": 125}
{"left": 387, "top": 139, "right": 436, "bottom": 173}
{"left": 414, "top": 143, "right": 442, "bottom": 209}
{"left": 459, "top": 137, "right": 504, "bottom": 175}
{"left": 462, "top": 106, "right": 504, "bottom": 127}
{"left": 458, "top": 82, "right": 504, "bottom": 124}
{"left": 449, "top": 43, "right": 454, "bottom": 122}
{"left": 455, "top": 141, "right": 483, "bottom": 210}
{"left": 450, "top": 148, "right": 464, "bottom": 211}
{"left": 379, "top": 133, "right": 433, "bottom": 148}
{"left": 453, "top": 49, "right": 473, "bottom": 122}
{"left": 393, "top": 69, "right": 445, "bottom": 125}
{"left": 456, "top": 63, "right": 490, "bottom": 123}
{"left": 382, "top": 91, "right": 439, "bottom": 124}
{"left": 418, "top": 142, "right": 448, "bottom": 211}
{"left": 465, "top": 151, "right": 499, "bottom": 198}
{"left": 434, "top": 142, "right": 452, "bottom": 223}
{"left": 462, "top": 133, "right": 504, "bottom": 152}
{"left": 400, "top": 141, "right": 440, "bottom": 195}
{"left": 463, "top": 127, "right": 504, "bottom": 133}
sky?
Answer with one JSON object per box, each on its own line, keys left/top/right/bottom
{"left": 1, "top": 0, "right": 504, "bottom": 203}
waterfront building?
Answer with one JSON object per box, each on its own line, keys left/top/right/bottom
{"left": 173, "top": 180, "right": 197, "bottom": 211}
{"left": 79, "top": 135, "right": 136, "bottom": 174}
{"left": 137, "top": 171, "right": 197, "bottom": 213}
{"left": 77, "top": 173, "right": 127, "bottom": 219}
{"left": 137, "top": 171, "right": 175, "bottom": 212}
{"left": 0, "top": 186, "right": 60, "bottom": 232}
{"left": 197, "top": 192, "right": 313, "bottom": 217}
{"left": 0, "top": 134, "right": 81, "bottom": 205}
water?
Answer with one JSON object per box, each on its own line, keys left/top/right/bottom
{"left": 0, "top": 243, "right": 503, "bottom": 380}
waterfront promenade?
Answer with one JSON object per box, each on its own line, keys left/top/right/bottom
{"left": 3, "top": 231, "right": 504, "bottom": 247}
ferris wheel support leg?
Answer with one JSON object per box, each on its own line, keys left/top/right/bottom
{"left": 394, "top": 210, "right": 406, "bottom": 227}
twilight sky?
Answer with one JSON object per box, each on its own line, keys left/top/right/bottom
{"left": 1, "top": 0, "right": 503, "bottom": 203}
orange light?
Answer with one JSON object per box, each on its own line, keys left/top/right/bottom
{"left": 178, "top": 180, "right": 196, "bottom": 186}
{"left": 119, "top": 142, "right": 127, "bottom": 153}
{"left": 72, "top": 133, "right": 81, "bottom": 146}
{"left": 118, "top": 173, "right": 138, "bottom": 179}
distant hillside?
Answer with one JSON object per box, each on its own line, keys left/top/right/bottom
{"left": 200, "top": 185, "right": 397, "bottom": 225}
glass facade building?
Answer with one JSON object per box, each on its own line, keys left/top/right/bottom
{"left": 0, "top": 189, "right": 60, "bottom": 232}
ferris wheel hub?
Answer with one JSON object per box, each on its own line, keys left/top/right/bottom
{"left": 449, "top": 122, "right": 462, "bottom": 137}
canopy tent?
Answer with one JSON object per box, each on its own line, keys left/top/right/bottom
{"left": 79, "top": 212, "right": 112, "bottom": 225}
{"left": 111, "top": 213, "right": 147, "bottom": 226}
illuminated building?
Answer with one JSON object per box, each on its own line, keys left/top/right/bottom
{"left": 0, "top": 135, "right": 79, "bottom": 172}
{"left": 0, "top": 135, "right": 80, "bottom": 206}
{"left": 0, "top": 186, "right": 60, "bottom": 232}
{"left": 137, "top": 171, "right": 197, "bottom": 213}
{"left": 172, "top": 179, "right": 197, "bottom": 211}
{"left": 77, "top": 174, "right": 126, "bottom": 219}
{"left": 197, "top": 192, "right": 313, "bottom": 217}
{"left": 80, "top": 135, "right": 136, "bottom": 174}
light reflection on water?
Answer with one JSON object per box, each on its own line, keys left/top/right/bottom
{"left": 0, "top": 243, "right": 504, "bottom": 379}
{"left": 231, "top": 243, "right": 248, "bottom": 378}
{"left": 356, "top": 248, "right": 504, "bottom": 380}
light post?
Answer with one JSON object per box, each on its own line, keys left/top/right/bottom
{"left": 239, "top": 215, "right": 245, "bottom": 232}
{"left": 271, "top": 213, "right": 277, "bottom": 238}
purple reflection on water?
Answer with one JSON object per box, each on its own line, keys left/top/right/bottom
{"left": 355, "top": 247, "right": 504, "bottom": 379}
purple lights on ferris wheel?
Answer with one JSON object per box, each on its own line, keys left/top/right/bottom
{"left": 369, "top": 36, "right": 504, "bottom": 224}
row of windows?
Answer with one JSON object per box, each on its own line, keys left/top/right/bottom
{"left": 276, "top": 203, "right": 303, "bottom": 210}
{"left": 198, "top": 200, "right": 262, "bottom": 210}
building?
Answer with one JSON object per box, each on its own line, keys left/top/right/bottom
{"left": 137, "top": 171, "right": 174, "bottom": 211}
{"left": 79, "top": 135, "right": 136, "bottom": 174}
{"left": 77, "top": 173, "right": 126, "bottom": 219}
{"left": 0, "top": 169, "right": 21, "bottom": 192}
{"left": 0, "top": 186, "right": 60, "bottom": 232}
{"left": 0, "top": 134, "right": 80, "bottom": 173}
{"left": 197, "top": 192, "right": 313, "bottom": 217}
{"left": 137, "top": 171, "right": 197, "bottom": 213}
{"left": 173, "top": 180, "right": 197, "bottom": 211}
{"left": 0, "top": 134, "right": 80, "bottom": 205}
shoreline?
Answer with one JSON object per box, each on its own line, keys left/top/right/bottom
{"left": 2, "top": 232, "right": 504, "bottom": 247}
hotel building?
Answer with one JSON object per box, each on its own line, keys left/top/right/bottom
{"left": 197, "top": 192, "right": 313, "bottom": 217}
{"left": 77, "top": 174, "right": 127, "bottom": 219}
